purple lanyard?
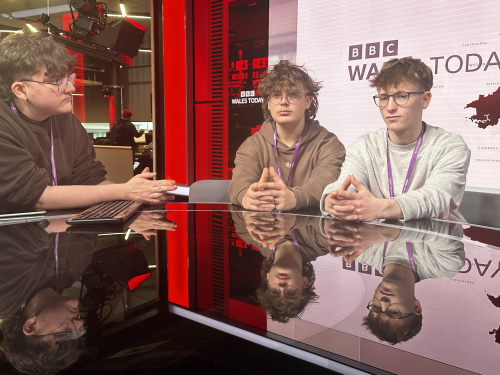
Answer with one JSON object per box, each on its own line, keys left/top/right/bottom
{"left": 272, "top": 228, "right": 299, "bottom": 254}
{"left": 386, "top": 124, "right": 424, "bottom": 197}
{"left": 10, "top": 102, "right": 59, "bottom": 282}
{"left": 273, "top": 125, "right": 302, "bottom": 186}
{"left": 383, "top": 124, "right": 424, "bottom": 281}
{"left": 381, "top": 242, "right": 419, "bottom": 282}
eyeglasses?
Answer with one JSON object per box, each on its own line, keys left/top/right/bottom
{"left": 20, "top": 73, "right": 76, "bottom": 93}
{"left": 367, "top": 299, "right": 416, "bottom": 320}
{"left": 35, "top": 322, "right": 86, "bottom": 342}
{"left": 268, "top": 283, "right": 300, "bottom": 298}
{"left": 373, "top": 91, "right": 424, "bottom": 107}
{"left": 268, "top": 92, "right": 303, "bottom": 105}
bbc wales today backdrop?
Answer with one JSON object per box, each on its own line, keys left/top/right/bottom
{"left": 295, "top": 0, "right": 500, "bottom": 190}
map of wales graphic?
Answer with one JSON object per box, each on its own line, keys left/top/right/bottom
{"left": 465, "top": 87, "right": 500, "bottom": 129}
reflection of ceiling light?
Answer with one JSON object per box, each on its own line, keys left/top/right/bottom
{"left": 2, "top": 5, "right": 69, "bottom": 19}
{"left": 139, "top": 49, "right": 151, "bottom": 52}
{"left": 0, "top": 30, "right": 21, "bottom": 33}
{"left": 120, "top": 1, "right": 127, "bottom": 16}
{"left": 26, "top": 24, "right": 38, "bottom": 32}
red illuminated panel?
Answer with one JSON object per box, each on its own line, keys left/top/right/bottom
{"left": 163, "top": 0, "right": 187, "bottom": 184}
{"left": 166, "top": 205, "right": 189, "bottom": 307}
{"left": 128, "top": 273, "right": 152, "bottom": 291}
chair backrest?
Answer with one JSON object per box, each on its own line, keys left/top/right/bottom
{"left": 459, "top": 190, "right": 500, "bottom": 228}
{"left": 189, "top": 180, "right": 232, "bottom": 203}
{"left": 94, "top": 145, "right": 134, "bottom": 183}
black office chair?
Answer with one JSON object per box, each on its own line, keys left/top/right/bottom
{"left": 189, "top": 179, "right": 231, "bottom": 203}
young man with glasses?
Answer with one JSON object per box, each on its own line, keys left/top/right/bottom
{"left": 0, "top": 30, "right": 176, "bottom": 213}
{"left": 320, "top": 57, "right": 471, "bottom": 221}
{"left": 229, "top": 60, "right": 345, "bottom": 211}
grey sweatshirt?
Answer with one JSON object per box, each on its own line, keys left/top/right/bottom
{"left": 355, "top": 222, "right": 465, "bottom": 281}
{"left": 320, "top": 123, "right": 471, "bottom": 220}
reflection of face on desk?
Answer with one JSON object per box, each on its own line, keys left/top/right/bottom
{"left": 266, "top": 240, "right": 310, "bottom": 297}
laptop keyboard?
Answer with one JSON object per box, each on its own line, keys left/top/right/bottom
{"left": 66, "top": 200, "right": 143, "bottom": 225}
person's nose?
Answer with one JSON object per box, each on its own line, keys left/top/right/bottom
{"left": 73, "top": 317, "right": 84, "bottom": 330}
{"left": 280, "top": 94, "right": 290, "bottom": 106}
{"left": 64, "top": 79, "right": 76, "bottom": 94}
{"left": 385, "top": 96, "right": 398, "bottom": 112}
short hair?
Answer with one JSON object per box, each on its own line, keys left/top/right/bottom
{"left": 0, "top": 29, "right": 76, "bottom": 103}
{"left": 256, "top": 255, "right": 318, "bottom": 323}
{"left": 1, "top": 311, "right": 85, "bottom": 375}
{"left": 362, "top": 312, "right": 423, "bottom": 345}
{"left": 258, "top": 60, "right": 322, "bottom": 123}
{"left": 369, "top": 57, "right": 433, "bottom": 92}
{"left": 122, "top": 109, "right": 133, "bottom": 118}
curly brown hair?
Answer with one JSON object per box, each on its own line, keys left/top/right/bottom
{"left": 258, "top": 60, "right": 322, "bottom": 122}
{"left": 0, "top": 311, "right": 85, "bottom": 375}
{"left": 362, "top": 311, "right": 423, "bottom": 345}
{"left": 369, "top": 57, "right": 433, "bottom": 92}
{"left": 0, "top": 29, "right": 76, "bottom": 102}
{"left": 256, "top": 254, "right": 318, "bottom": 323}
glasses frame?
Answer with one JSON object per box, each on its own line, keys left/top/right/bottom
{"left": 373, "top": 91, "right": 424, "bottom": 108}
{"left": 20, "top": 73, "right": 76, "bottom": 93}
{"left": 34, "top": 322, "right": 86, "bottom": 342}
{"left": 268, "top": 92, "right": 303, "bottom": 105}
{"left": 367, "top": 299, "right": 416, "bottom": 320}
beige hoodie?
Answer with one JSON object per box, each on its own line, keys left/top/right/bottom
{"left": 229, "top": 120, "right": 345, "bottom": 209}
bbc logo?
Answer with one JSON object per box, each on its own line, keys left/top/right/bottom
{"left": 349, "top": 40, "right": 398, "bottom": 60}
{"left": 241, "top": 90, "right": 255, "bottom": 97}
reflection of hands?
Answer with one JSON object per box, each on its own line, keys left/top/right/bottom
{"left": 123, "top": 168, "right": 177, "bottom": 204}
{"left": 325, "top": 175, "right": 401, "bottom": 221}
{"left": 242, "top": 211, "right": 296, "bottom": 249}
{"left": 324, "top": 219, "right": 401, "bottom": 263}
{"left": 129, "top": 211, "right": 177, "bottom": 240}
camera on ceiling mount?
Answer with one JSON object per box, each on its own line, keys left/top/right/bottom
{"left": 38, "top": 0, "right": 146, "bottom": 67}
{"left": 68, "top": 0, "right": 108, "bottom": 39}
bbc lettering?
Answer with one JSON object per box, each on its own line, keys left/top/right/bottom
{"left": 349, "top": 40, "right": 398, "bottom": 61}
{"left": 343, "top": 259, "right": 383, "bottom": 277}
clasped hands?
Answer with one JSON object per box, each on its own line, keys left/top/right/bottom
{"left": 324, "top": 175, "right": 396, "bottom": 222}
{"left": 324, "top": 218, "right": 401, "bottom": 263}
{"left": 242, "top": 167, "right": 296, "bottom": 212}
{"left": 243, "top": 211, "right": 296, "bottom": 249}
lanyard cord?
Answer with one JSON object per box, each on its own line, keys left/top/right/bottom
{"left": 382, "top": 123, "right": 425, "bottom": 281}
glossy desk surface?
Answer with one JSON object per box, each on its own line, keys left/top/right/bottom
{"left": 1, "top": 204, "right": 499, "bottom": 374}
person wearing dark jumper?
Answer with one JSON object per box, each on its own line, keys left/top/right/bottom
{"left": 0, "top": 30, "right": 176, "bottom": 213}
{"left": 112, "top": 109, "right": 144, "bottom": 151}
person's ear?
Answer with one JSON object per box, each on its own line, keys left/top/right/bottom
{"left": 303, "top": 276, "right": 310, "bottom": 289}
{"left": 305, "top": 95, "right": 312, "bottom": 110}
{"left": 23, "top": 316, "right": 37, "bottom": 335}
{"left": 421, "top": 91, "right": 432, "bottom": 109}
{"left": 11, "top": 82, "right": 28, "bottom": 101}
{"left": 414, "top": 298, "right": 422, "bottom": 315}
{"left": 266, "top": 272, "right": 269, "bottom": 284}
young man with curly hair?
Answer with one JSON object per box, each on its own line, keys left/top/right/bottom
{"left": 0, "top": 30, "right": 176, "bottom": 213}
{"left": 321, "top": 57, "right": 471, "bottom": 221}
{"left": 229, "top": 60, "right": 345, "bottom": 211}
